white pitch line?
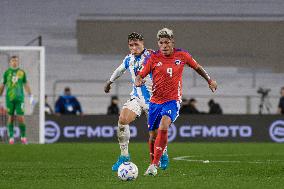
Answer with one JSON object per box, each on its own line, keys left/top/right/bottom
{"left": 173, "top": 156, "right": 284, "bottom": 164}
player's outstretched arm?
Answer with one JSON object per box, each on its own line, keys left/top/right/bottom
{"left": 24, "top": 83, "right": 35, "bottom": 105}
{"left": 24, "top": 83, "right": 32, "bottom": 95}
{"left": 104, "top": 81, "right": 113, "bottom": 93}
{"left": 104, "top": 63, "right": 127, "bottom": 93}
{"left": 195, "top": 65, "right": 217, "bottom": 92}
{"left": 0, "top": 84, "right": 4, "bottom": 96}
{"left": 209, "top": 80, "right": 217, "bottom": 92}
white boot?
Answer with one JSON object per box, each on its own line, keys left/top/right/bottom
{"left": 144, "top": 164, "right": 158, "bottom": 176}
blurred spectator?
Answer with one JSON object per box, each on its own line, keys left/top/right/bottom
{"left": 180, "top": 98, "right": 189, "bottom": 114}
{"left": 208, "top": 99, "right": 223, "bottom": 114}
{"left": 277, "top": 86, "right": 284, "bottom": 114}
{"left": 107, "top": 96, "right": 120, "bottom": 115}
{"left": 55, "top": 87, "right": 83, "bottom": 115}
{"left": 180, "top": 98, "right": 200, "bottom": 114}
{"left": 45, "top": 95, "right": 53, "bottom": 115}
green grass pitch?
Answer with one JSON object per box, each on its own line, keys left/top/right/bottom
{"left": 0, "top": 143, "right": 283, "bottom": 189}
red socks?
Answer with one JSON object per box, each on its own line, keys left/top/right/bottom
{"left": 152, "top": 129, "right": 168, "bottom": 166}
{"left": 148, "top": 140, "right": 155, "bottom": 163}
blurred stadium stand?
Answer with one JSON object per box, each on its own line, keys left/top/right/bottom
{"left": 1, "top": 0, "right": 283, "bottom": 114}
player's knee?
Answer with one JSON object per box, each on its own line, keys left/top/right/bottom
{"left": 17, "top": 116, "right": 25, "bottom": 123}
{"left": 160, "top": 116, "right": 172, "bottom": 130}
{"left": 149, "top": 132, "right": 157, "bottom": 142}
{"left": 149, "top": 135, "right": 156, "bottom": 143}
{"left": 8, "top": 116, "right": 14, "bottom": 123}
{"left": 118, "top": 115, "right": 129, "bottom": 125}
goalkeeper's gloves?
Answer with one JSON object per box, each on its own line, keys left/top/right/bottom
{"left": 28, "top": 94, "right": 36, "bottom": 106}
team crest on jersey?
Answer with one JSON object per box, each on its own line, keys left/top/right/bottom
{"left": 157, "top": 62, "right": 163, "bottom": 66}
{"left": 16, "top": 70, "right": 24, "bottom": 78}
{"left": 175, "top": 60, "right": 182, "bottom": 65}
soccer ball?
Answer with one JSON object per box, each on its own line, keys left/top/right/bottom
{"left": 117, "top": 162, "right": 138, "bottom": 181}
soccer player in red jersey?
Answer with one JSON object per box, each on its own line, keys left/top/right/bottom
{"left": 104, "top": 32, "right": 169, "bottom": 171}
{"left": 135, "top": 28, "right": 217, "bottom": 176}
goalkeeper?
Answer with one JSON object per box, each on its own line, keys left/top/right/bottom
{"left": 0, "top": 56, "right": 34, "bottom": 144}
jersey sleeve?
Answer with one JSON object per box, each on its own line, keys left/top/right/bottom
{"left": 123, "top": 56, "right": 131, "bottom": 70}
{"left": 109, "top": 62, "right": 127, "bottom": 82}
{"left": 109, "top": 55, "right": 130, "bottom": 82}
{"left": 184, "top": 52, "right": 199, "bottom": 70}
{"left": 138, "top": 54, "right": 152, "bottom": 78}
{"left": 2, "top": 71, "right": 6, "bottom": 84}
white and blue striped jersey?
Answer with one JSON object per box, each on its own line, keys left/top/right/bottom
{"left": 109, "top": 49, "right": 153, "bottom": 105}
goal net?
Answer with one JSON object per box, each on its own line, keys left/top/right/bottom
{"left": 0, "top": 47, "right": 45, "bottom": 144}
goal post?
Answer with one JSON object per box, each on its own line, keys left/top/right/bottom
{"left": 0, "top": 46, "right": 45, "bottom": 144}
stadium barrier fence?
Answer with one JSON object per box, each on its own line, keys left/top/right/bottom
{"left": 41, "top": 115, "right": 284, "bottom": 143}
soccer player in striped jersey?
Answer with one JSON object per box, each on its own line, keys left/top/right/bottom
{"left": 104, "top": 32, "right": 169, "bottom": 171}
{"left": 0, "top": 56, "right": 34, "bottom": 144}
{"left": 135, "top": 28, "right": 217, "bottom": 176}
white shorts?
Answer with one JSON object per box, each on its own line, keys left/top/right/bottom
{"left": 122, "top": 97, "right": 149, "bottom": 117}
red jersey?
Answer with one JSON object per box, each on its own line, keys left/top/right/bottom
{"left": 139, "top": 48, "right": 199, "bottom": 104}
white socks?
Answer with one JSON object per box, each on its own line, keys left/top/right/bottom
{"left": 117, "top": 123, "right": 130, "bottom": 156}
{"left": 163, "top": 146, "right": 168, "bottom": 155}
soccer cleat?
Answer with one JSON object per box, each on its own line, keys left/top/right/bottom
{"left": 9, "top": 138, "right": 14, "bottom": 145}
{"left": 21, "top": 137, "right": 28, "bottom": 145}
{"left": 159, "top": 153, "right": 169, "bottom": 170}
{"left": 144, "top": 164, "right": 158, "bottom": 176}
{"left": 112, "top": 155, "right": 130, "bottom": 171}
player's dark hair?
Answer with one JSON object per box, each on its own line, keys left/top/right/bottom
{"left": 128, "top": 32, "right": 144, "bottom": 41}
{"left": 10, "top": 55, "right": 18, "bottom": 60}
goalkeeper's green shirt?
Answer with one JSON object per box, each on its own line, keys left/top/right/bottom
{"left": 2, "top": 68, "right": 27, "bottom": 102}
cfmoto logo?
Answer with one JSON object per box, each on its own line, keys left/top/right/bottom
{"left": 45, "top": 121, "right": 60, "bottom": 144}
{"left": 168, "top": 123, "right": 177, "bottom": 142}
{"left": 269, "top": 120, "right": 284, "bottom": 143}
